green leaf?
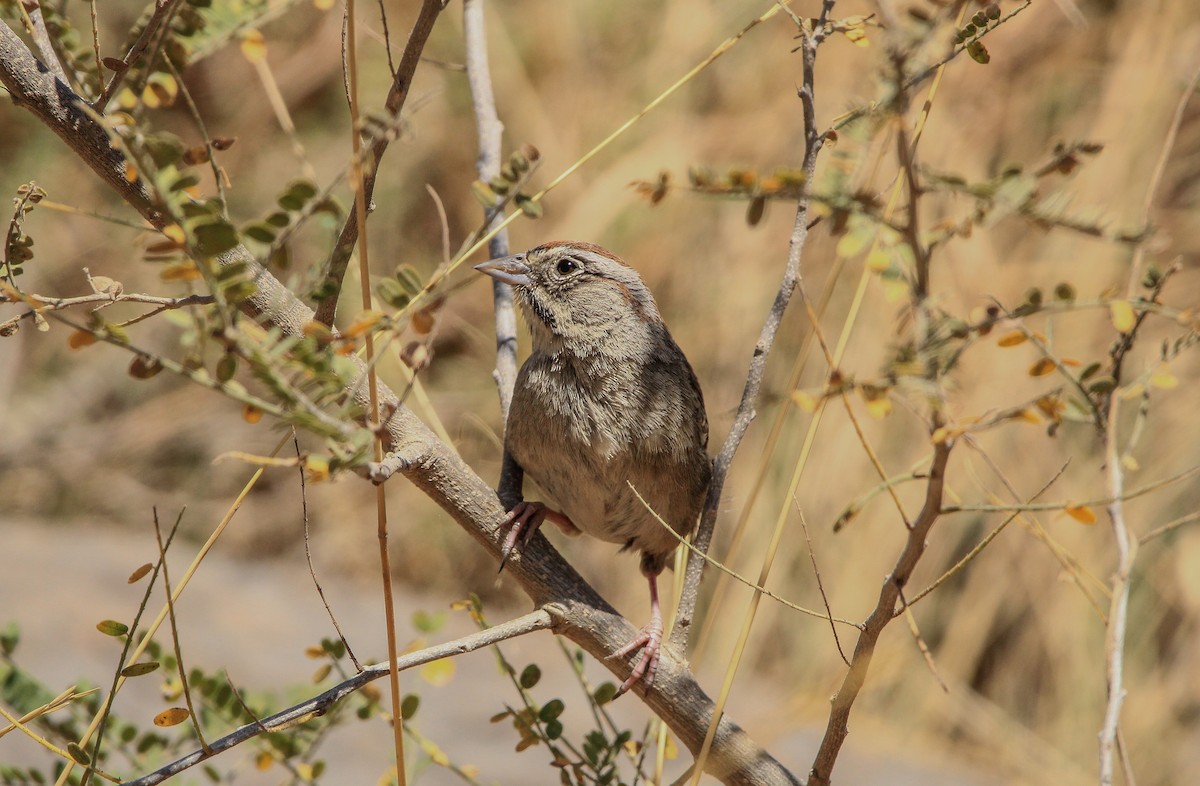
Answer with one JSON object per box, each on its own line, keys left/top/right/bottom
{"left": 515, "top": 194, "right": 543, "bottom": 219}
{"left": 120, "top": 661, "right": 161, "bottom": 677}
{"left": 400, "top": 693, "right": 420, "bottom": 720}
{"left": 97, "top": 620, "right": 129, "bottom": 637}
{"left": 538, "top": 699, "right": 564, "bottom": 722}
{"left": 519, "top": 664, "right": 541, "bottom": 689}
{"left": 593, "top": 682, "right": 617, "bottom": 705}
{"left": 190, "top": 219, "right": 239, "bottom": 256}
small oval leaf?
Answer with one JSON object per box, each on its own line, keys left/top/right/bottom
{"left": 121, "top": 661, "right": 161, "bottom": 677}
{"left": 127, "top": 563, "right": 154, "bottom": 583}
{"left": 97, "top": 620, "right": 129, "bottom": 637}
{"left": 153, "top": 707, "right": 191, "bottom": 727}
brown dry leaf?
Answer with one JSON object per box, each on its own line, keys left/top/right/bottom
{"left": 68, "top": 330, "right": 97, "bottom": 349}
{"left": 1028, "top": 358, "right": 1057, "bottom": 376}
{"left": 1064, "top": 505, "right": 1097, "bottom": 525}
{"left": 127, "top": 563, "right": 153, "bottom": 583}
{"left": 160, "top": 261, "right": 202, "bottom": 282}
{"left": 342, "top": 310, "right": 383, "bottom": 338}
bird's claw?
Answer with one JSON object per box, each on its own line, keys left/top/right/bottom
{"left": 498, "top": 501, "right": 547, "bottom": 572}
{"left": 611, "top": 615, "right": 665, "bottom": 697}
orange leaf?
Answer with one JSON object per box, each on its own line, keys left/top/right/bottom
{"left": 242, "top": 404, "right": 262, "bottom": 424}
{"left": 1065, "top": 505, "right": 1097, "bottom": 525}
{"left": 153, "top": 707, "right": 190, "bottom": 727}
{"left": 68, "top": 330, "right": 97, "bottom": 349}
{"left": 1028, "top": 358, "right": 1057, "bottom": 376}
{"left": 997, "top": 330, "right": 1027, "bottom": 347}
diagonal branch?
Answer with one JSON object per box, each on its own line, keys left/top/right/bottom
{"left": 124, "top": 611, "right": 554, "bottom": 786}
{"left": 313, "top": 0, "right": 447, "bottom": 328}
{"left": 807, "top": 439, "right": 953, "bottom": 786}
{"left": 0, "top": 21, "right": 797, "bottom": 786}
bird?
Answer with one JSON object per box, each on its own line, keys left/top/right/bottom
{"left": 476, "top": 240, "right": 711, "bottom": 696}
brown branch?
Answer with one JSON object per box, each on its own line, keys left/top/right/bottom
{"left": 807, "top": 439, "right": 952, "bottom": 786}
{"left": 670, "top": 0, "right": 832, "bottom": 655}
{"left": 313, "top": 0, "right": 446, "bottom": 328}
{"left": 0, "top": 22, "right": 798, "bottom": 786}
{"left": 19, "top": 1, "right": 68, "bottom": 85}
{"left": 463, "top": 0, "right": 518, "bottom": 423}
{"left": 95, "top": 0, "right": 184, "bottom": 109}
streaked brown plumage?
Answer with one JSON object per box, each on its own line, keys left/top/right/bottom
{"left": 476, "top": 241, "right": 711, "bottom": 695}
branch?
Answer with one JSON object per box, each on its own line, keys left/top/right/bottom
{"left": 807, "top": 439, "right": 953, "bottom": 786}
{"left": 0, "top": 22, "right": 798, "bottom": 786}
{"left": 463, "top": 0, "right": 518, "bottom": 422}
{"left": 313, "top": 0, "right": 446, "bottom": 328}
{"left": 670, "top": 0, "right": 831, "bottom": 654}
{"left": 124, "top": 611, "right": 554, "bottom": 786}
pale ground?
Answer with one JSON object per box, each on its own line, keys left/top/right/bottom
{"left": 0, "top": 519, "right": 1002, "bottom": 785}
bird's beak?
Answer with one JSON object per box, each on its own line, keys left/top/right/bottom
{"left": 474, "top": 254, "right": 531, "bottom": 287}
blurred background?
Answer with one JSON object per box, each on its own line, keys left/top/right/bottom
{"left": 2, "top": 0, "right": 1199, "bottom": 783}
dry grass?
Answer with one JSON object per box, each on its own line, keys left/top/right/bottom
{"left": 2, "top": 0, "right": 1199, "bottom": 783}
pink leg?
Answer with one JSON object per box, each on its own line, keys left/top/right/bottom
{"left": 612, "top": 568, "right": 664, "bottom": 697}
{"left": 498, "top": 501, "right": 575, "bottom": 572}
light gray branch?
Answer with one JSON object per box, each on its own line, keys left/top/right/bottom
{"left": 464, "top": 0, "right": 518, "bottom": 423}
{"left": 0, "top": 21, "right": 798, "bottom": 786}
{"left": 124, "top": 611, "right": 554, "bottom": 786}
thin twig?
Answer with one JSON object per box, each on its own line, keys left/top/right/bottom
{"left": 314, "top": 0, "right": 446, "bottom": 327}
{"left": 153, "top": 509, "right": 211, "bottom": 754}
{"left": 796, "top": 496, "right": 849, "bottom": 665}
{"left": 95, "top": 0, "right": 184, "bottom": 109}
{"left": 295, "top": 431, "right": 362, "bottom": 670}
{"left": 344, "top": 0, "right": 407, "bottom": 780}
{"left": 123, "top": 611, "right": 554, "bottom": 786}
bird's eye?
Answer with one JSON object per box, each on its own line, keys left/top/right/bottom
{"left": 556, "top": 258, "right": 579, "bottom": 275}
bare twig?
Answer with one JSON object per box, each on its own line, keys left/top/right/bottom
{"left": 1097, "top": 60, "right": 1198, "bottom": 786}
{"left": 797, "top": 496, "right": 849, "bottom": 665}
{"left": 123, "top": 611, "right": 554, "bottom": 786}
{"left": 152, "top": 509, "right": 211, "bottom": 754}
{"left": 808, "top": 440, "right": 953, "bottom": 786}
{"left": 314, "top": 0, "right": 446, "bottom": 327}
{"left": 671, "top": 0, "right": 832, "bottom": 654}
{"left": 464, "top": 0, "right": 518, "bottom": 422}
{"left": 295, "top": 431, "right": 362, "bottom": 671}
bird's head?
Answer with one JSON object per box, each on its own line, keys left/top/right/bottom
{"left": 475, "top": 241, "right": 663, "bottom": 356}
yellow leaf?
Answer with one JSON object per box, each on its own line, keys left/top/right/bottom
{"left": 460, "top": 765, "right": 479, "bottom": 778}
{"left": 1065, "top": 505, "right": 1097, "bottom": 525}
{"left": 1150, "top": 364, "right": 1178, "bottom": 389}
{"left": 844, "top": 26, "right": 869, "bottom": 47}
{"left": 304, "top": 455, "right": 329, "bottom": 482}
{"left": 931, "top": 425, "right": 963, "bottom": 444}
{"left": 1028, "top": 357, "right": 1057, "bottom": 376}
{"left": 1109, "top": 300, "right": 1135, "bottom": 333}
{"left": 294, "top": 764, "right": 314, "bottom": 781}
{"left": 997, "top": 330, "right": 1027, "bottom": 347}
{"left": 865, "top": 397, "right": 892, "bottom": 419}
{"left": 256, "top": 752, "right": 273, "bottom": 771}
{"left": 153, "top": 707, "right": 190, "bottom": 727}
{"left": 1121, "top": 455, "right": 1140, "bottom": 472}
{"left": 305, "top": 645, "right": 325, "bottom": 658}
{"left": 159, "top": 261, "right": 201, "bottom": 282}
{"left": 241, "top": 30, "right": 267, "bottom": 64}
{"left": 124, "top": 162, "right": 138, "bottom": 183}
{"left": 343, "top": 309, "right": 383, "bottom": 338}
{"left": 420, "top": 738, "right": 450, "bottom": 767}
{"left": 881, "top": 278, "right": 909, "bottom": 303}
{"left": 420, "top": 657, "right": 456, "bottom": 687}
{"left": 162, "top": 224, "right": 186, "bottom": 244}
{"left": 1060, "top": 357, "right": 1083, "bottom": 367}
{"left": 791, "top": 390, "right": 817, "bottom": 412}
{"left": 1012, "top": 408, "right": 1041, "bottom": 424}
{"left": 866, "top": 247, "right": 890, "bottom": 272}
{"left": 314, "top": 0, "right": 335, "bottom": 8}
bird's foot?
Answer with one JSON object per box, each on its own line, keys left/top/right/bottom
{"left": 611, "top": 610, "right": 665, "bottom": 697}
{"left": 498, "top": 502, "right": 575, "bottom": 571}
